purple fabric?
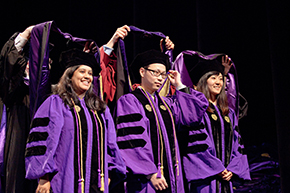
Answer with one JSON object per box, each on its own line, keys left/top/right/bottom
{"left": 225, "top": 66, "right": 239, "bottom": 118}
{"left": 29, "top": 21, "right": 100, "bottom": 118}
{"left": 250, "top": 160, "right": 279, "bottom": 173}
{"left": 29, "top": 21, "right": 52, "bottom": 118}
{"left": 182, "top": 100, "right": 250, "bottom": 192}
{"left": 172, "top": 50, "right": 240, "bottom": 120}
{"left": 116, "top": 87, "right": 208, "bottom": 193}
{"left": 25, "top": 95, "right": 126, "bottom": 193}
{"left": 0, "top": 104, "right": 6, "bottom": 176}
{"left": 129, "top": 26, "right": 166, "bottom": 38}
{"left": 81, "top": 99, "right": 93, "bottom": 193}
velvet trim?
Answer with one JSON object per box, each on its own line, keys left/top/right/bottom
{"left": 25, "top": 146, "right": 47, "bottom": 157}
{"left": 71, "top": 107, "right": 79, "bottom": 192}
{"left": 207, "top": 110, "right": 222, "bottom": 162}
{"left": 89, "top": 110, "right": 103, "bottom": 193}
{"left": 117, "top": 139, "right": 147, "bottom": 149}
{"left": 188, "top": 133, "right": 208, "bottom": 143}
{"left": 117, "top": 126, "right": 145, "bottom": 137}
{"left": 27, "top": 132, "right": 48, "bottom": 143}
{"left": 131, "top": 89, "right": 159, "bottom": 165}
{"left": 187, "top": 144, "right": 209, "bottom": 154}
{"left": 31, "top": 117, "right": 50, "bottom": 128}
{"left": 187, "top": 123, "right": 205, "bottom": 131}
{"left": 116, "top": 113, "right": 143, "bottom": 124}
{"left": 71, "top": 101, "right": 89, "bottom": 192}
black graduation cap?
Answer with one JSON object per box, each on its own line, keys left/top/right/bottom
{"left": 59, "top": 48, "right": 101, "bottom": 76}
{"left": 188, "top": 59, "right": 225, "bottom": 85}
{"left": 129, "top": 49, "right": 170, "bottom": 83}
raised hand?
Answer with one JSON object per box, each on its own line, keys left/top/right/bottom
{"left": 106, "top": 25, "right": 130, "bottom": 48}
{"left": 160, "top": 36, "right": 175, "bottom": 52}
{"left": 168, "top": 70, "right": 183, "bottom": 88}
{"left": 221, "top": 55, "right": 232, "bottom": 75}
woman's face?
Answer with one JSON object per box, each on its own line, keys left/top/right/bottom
{"left": 71, "top": 65, "right": 93, "bottom": 98}
{"left": 206, "top": 73, "right": 223, "bottom": 98}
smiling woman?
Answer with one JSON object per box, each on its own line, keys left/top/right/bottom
{"left": 177, "top": 59, "right": 251, "bottom": 193}
{"left": 206, "top": 73, "right": 223, "bottom": 104}
{"left": 71, "top": 65, "right": 93, "bottom": 99}
{"left": 196, "top": 70, "right": 228, "bottom": 115}
{"left": 25, "top": 48, "right": 126, "bottom": 193}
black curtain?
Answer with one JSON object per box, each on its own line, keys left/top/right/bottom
{"left": 266, "top": 1, "right": 290, "bottom": 192}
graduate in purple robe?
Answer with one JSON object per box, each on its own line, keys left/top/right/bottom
{"left": 176, "top": 58, "right": 250, "bottom": 193}
{"left": 115, "top": 46, "right": 208, "bottom": 193}
{"left": 172, "top": 50, "right": 248, "bottom": 122}
{"left": 25, "top": 48, "right": 126, "bottom": 193}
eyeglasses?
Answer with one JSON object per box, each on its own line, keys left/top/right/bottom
{"left": 144, "top": 68, "right": 168, "bottom": 79}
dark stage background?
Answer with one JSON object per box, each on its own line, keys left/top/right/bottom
{"left": 1, "top": 0, "right": 289, "bottom": 191}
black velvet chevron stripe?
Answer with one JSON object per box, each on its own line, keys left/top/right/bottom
{"left": 31, "top": 117, "right": 50, "bottom": 128}
{"left": 188, "top": 133, "right": 208, "bottom": 143}
{"left": 117, "top": 139, "right": 146, "bottom": 149}
{"left": 187, "top": 123, "right": 205, "bottom": 131}
{"left": 27, "top": 132, "right": 49, "bottom": 143}
{"left": 117, "top": 126, "right": 145, "bottom": 137}
{"left": 25, "top": 145, "right": 47, "bottom": 157}
{"left": 238, "top": 147, "right": 245, "bottom": 155}
{"left": 187, "top": 144, "right": 209, "bottom": 154}
{"left": 116, "top": 113, "right": 143, "bottom": 124}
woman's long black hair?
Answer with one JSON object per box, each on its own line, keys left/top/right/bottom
{"left": 52, "top": 65, "right": 106, "bottom": 113}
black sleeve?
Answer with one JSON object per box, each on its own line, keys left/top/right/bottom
{"left": 0, "top": 32, "right": 27, "bottom": 105}
{"left": 178, "top": 86, "right": 191, "bottom": 94}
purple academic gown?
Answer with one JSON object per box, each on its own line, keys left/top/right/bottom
{"left": 25, "top": 95, "right": 126, "bottom": 193}
{"left": 115, "top": 87, "right": 208, "bottom": 193}
{"left": 183, "top": 101, "right": 250, "bottom": 193}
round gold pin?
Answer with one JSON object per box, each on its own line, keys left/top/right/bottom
{"left": 224, "top": 116, "right": 230, "bottom": 123}
{"left": 145, "top": 104, "right": 152, "bottom": 112}
{"left": 75, "top": 105, "right": 81, "bottom": 113}
{"left": 160, "top": 105, "right": 167, "bottom": 111}
{"left": 211, "top": 114, "right": 218, "bottom": 121}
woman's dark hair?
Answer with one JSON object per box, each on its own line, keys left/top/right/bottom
{"left": 52, "top": 65, "right": 106, "bottom": 113}
{"left": 196, "top": 71, "right": 229, "bottom": 115}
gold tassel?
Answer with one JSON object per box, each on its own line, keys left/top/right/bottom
{"left": 99, "top": 75, "right": 104, "bottom": 101}
{"left": 100, "top": 173, "right": 105, "bottom": 192}
{"left": 94, "top": 111, "right": 105, "bottom": 192}
{"left": 71, "top": 99, "right": 85, "bottom": 193}
{"left": 176, "top": 161, "right": 179, "bottom": 176}
{"left": 161, "top": 166, "right": 164, "bottom": 176}
{"left": 80, "top": 178, "right": 85, "bottom": 193}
